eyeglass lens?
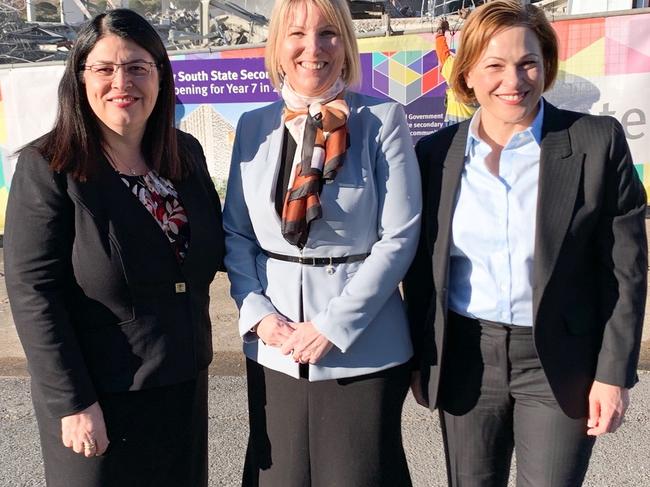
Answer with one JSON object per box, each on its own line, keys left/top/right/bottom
{"left": 89, "top": 62, "right": 154, "bottom": 77}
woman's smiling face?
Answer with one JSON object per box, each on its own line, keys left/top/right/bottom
{"left": 465, "top": 26, "right": 545, "bottom": 136}
{"left": 278, "top": 2, "right": 345, "bottom": 96}
{"left": 83, "top": 34, "right": 159, "bottom": 138}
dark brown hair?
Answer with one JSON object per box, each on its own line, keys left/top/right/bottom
{"left": 36, "top": 9, "right": 188, "bottom": 181}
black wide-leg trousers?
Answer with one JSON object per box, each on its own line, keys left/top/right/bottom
{"left": 33, "top": 369, "right": 209, "bottom": 487}
{"left": 438, "top": 312, "right": 596, "bottom": 487}
{"left": 243, "top": 359, "right": 412, "bottom": 487}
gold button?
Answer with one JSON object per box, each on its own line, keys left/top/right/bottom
{"left": 175, "top": 282, "right": 186, "bottom": 293}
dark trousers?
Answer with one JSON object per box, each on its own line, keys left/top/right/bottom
{"left": 33, "top": 369, "right": 209, "bottom": 487}
{"left": 438, "top": 313, "right": 595, "bottom": 487}
{"left": 243, "top": 359, "right": 412, "bottom": 487}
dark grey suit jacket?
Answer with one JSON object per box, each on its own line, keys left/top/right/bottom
{"left": 4, "top": 130, "right": 225, "bottom": 418}
{"left": 404, "top": 100, "right": 647, "bottom": 419}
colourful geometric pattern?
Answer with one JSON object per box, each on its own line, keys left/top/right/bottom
{"left": 554, "top": 16, "right": 650, "bottom": 77}
{"left": 371, "top": 50, "right": 444, "bottom": 105}
{"left": 552, "top": 14, "right": 650, "bottom": 196}
{"left": 635, "top": 164, "right": 650, "bottom": 191}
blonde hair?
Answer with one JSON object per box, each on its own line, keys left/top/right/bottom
{"left": 450, "top": 0, "right": 559, "bottom": 104}
{"left": 265, "top": 0, "right": 361, "bottom": 91}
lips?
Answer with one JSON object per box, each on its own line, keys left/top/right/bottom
{"left": 496, "top": 92, "right": 527, "bottom": 104}
{"left": 299, "top": 61, "right": 326, "bottom": 70}
{"left": 108, "top": 95, "right": 139, "bottom": 108}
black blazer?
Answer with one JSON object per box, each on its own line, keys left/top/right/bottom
{"left": 404, "top": 100, "right": 647, "bottom": 419}
{"left": 5, "top": 130, "right": 225, "bottom": 418}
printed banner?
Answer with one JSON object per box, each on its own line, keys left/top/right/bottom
{"left": 0, "top": 12, "right": 649, "bottom": 232}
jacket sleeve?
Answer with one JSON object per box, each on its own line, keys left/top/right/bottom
{"left": 4, "top": 148, "right": 97, "bottom": 418}
{"left": 310, "top": 103, "right": 422, "bottom": 352}
{"left": 181, "top": 130, "right": 226, "bottom": 272}
{"left": 402, "top": 136, "right": 436, "bottom": 368}
{"left": 223, "top": 114, "right": 278, "bottom": 337}
{"left": 594, "top": 119, "right": 647, "bottom": 388}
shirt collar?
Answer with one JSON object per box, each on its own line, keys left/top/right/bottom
{"left": 465, "top": 99, "right": 545, "bottom": 156}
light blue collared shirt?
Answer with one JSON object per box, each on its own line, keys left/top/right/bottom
{"left": 448, "top": 102, "right": 544, "bottom": 326}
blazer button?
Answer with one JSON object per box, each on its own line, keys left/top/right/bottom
{"left": 175, "top": 282, "right": 187, "bottom": 293}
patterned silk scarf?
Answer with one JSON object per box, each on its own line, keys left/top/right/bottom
{"left": 281, "top": 79, "right": 350, "bottom": 247}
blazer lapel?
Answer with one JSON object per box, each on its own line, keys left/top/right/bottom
{"left": 267, "top": 103, "right": 287, "bottom": 207}
{"left": 175, "top": 176, "right": 204, "bottom": 269}
{"left": 533, "top": 101, "right": 584, "bottom": 319}
{"left": 433, "top": 122, "right": 469, "bottom": 294}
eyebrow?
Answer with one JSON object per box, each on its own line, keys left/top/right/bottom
{"left": 482, "top": 53, "right": 541, "bottom": 62}
{"left": 287, "top": 24, "right": 337, "bottom": 30}
{"left": 86, "top": 58, "right": 152, "bottom": 64}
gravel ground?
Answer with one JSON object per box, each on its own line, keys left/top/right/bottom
{"left": 1, "top": 373, "right": 649, "bottom": 486}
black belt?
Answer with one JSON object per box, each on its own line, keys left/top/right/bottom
{"left": 261, "top": 249, "right": 369, "bottom": 266}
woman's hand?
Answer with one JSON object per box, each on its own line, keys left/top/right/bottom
{"left": 255, "top": 313, "right": 296, "bottom": 347}
{"left": 61, "top": 401, "right": 109, "bottom": 457}
{"left": 280, "top": 321, "right": 333, "bottom": 364}
{"left": 587, "top": 380, "right": 630, "bottom": 436}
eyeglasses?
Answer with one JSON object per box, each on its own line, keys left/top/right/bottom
{"left": 82, "top": 61, "right": 159, "bottom": 79}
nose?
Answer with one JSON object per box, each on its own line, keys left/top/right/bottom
{"left": 111, "top": 66, "right": 132, "bottom": 89}
{"left": 502, "top": 65, "right": 522, "bottom": 89}
{"left": 303, "top": 32, "right": 323, "bottom": 56}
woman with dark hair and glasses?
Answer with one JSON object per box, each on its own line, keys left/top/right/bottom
{"left": 4, "top": 9, "right": 224, "bottom": 486}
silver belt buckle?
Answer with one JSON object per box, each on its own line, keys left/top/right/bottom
{"left": 326, "top": 257, "right": 335, "bottom": 275}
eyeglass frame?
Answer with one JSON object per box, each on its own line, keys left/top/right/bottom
{"left": 81, "top": 61, "right": 160, "bottom": 79}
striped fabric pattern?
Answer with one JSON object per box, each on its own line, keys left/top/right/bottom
{"left": 281, "top": 99, "right": 349, "bottom": 247}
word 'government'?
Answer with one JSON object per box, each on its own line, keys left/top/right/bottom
{"left": 174, "top": 69, "right": 270, "bottom": 82}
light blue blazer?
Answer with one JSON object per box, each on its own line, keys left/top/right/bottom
{"left": 223, "top": 91, "right": 422, "bottom": 380}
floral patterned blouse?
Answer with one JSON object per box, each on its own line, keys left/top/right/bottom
{"left": 120, "top": 171, "right": 190, "bottom": 263}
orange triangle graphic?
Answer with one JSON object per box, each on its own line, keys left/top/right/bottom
{"left": 554, "top": 17, "right": 605, "bottom": 61}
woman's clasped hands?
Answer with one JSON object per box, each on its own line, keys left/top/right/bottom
{"left": 256, "top": 314, "right": 333, "bottom": 364}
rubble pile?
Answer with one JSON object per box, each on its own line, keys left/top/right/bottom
{"left": 0, "top": 3, "right": 75, "bottom": 64}
{"left": 0, "top": 0, "right": 569, "bottom": 64}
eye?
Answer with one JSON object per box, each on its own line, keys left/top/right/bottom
{"left": 288, "top": 29, "right": 304, "bottom": 37}
{"left": 321, "top": 29, "right": 338, "bottom": 37}
{"left": 127, "top": 63, "right": 151, "bottom": 76}
{"left": 92, "top": 64, "right": 115, "bottom": 76}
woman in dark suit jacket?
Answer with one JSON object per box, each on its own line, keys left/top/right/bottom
{"left": 4, "top": 10, "right": 224, "bottom": 487}
{"left": 405, "top": 1, "right": 647, "bottom": 486}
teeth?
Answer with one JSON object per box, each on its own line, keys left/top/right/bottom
{"left": 498, "top": 94, "right": 524, "bottom": 101}
{"left": 300, "top": 62, "right": 325, "bottom": 70}
{"left": 112, "top": 97, "right": 134, "bottom": 103}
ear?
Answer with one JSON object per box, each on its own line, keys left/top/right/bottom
{"left": 464, "top": 72, "right": 472, "bottom": 90}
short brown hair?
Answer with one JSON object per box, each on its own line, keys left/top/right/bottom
{"left": 450, "top": 0, "right": 558, "bottom": 104}
{"left": 265, "top": 0, "right": 361, "bottom": 91}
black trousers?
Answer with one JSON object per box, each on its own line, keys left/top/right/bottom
{"left": 438, "top": 313, "right": 595, "bottom": 487}
{"left": 243, "top": 359, "right": 412, "bottom": 487}
{"left": 33, "top": 369, "right": 209, "bottom": 487}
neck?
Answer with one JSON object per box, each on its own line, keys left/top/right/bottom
{"left": 100, "top": 121, "right": 144, "bottom": 152}
{"left": 477, "top": 102, "right": 541, "bottom": 148}
{"left": 102, "top": 128, "right": 149, "bottom": 176}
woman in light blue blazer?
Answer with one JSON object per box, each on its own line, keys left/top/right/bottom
{"left": 223, "top": 0, "right": 421, "bottom": 485}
